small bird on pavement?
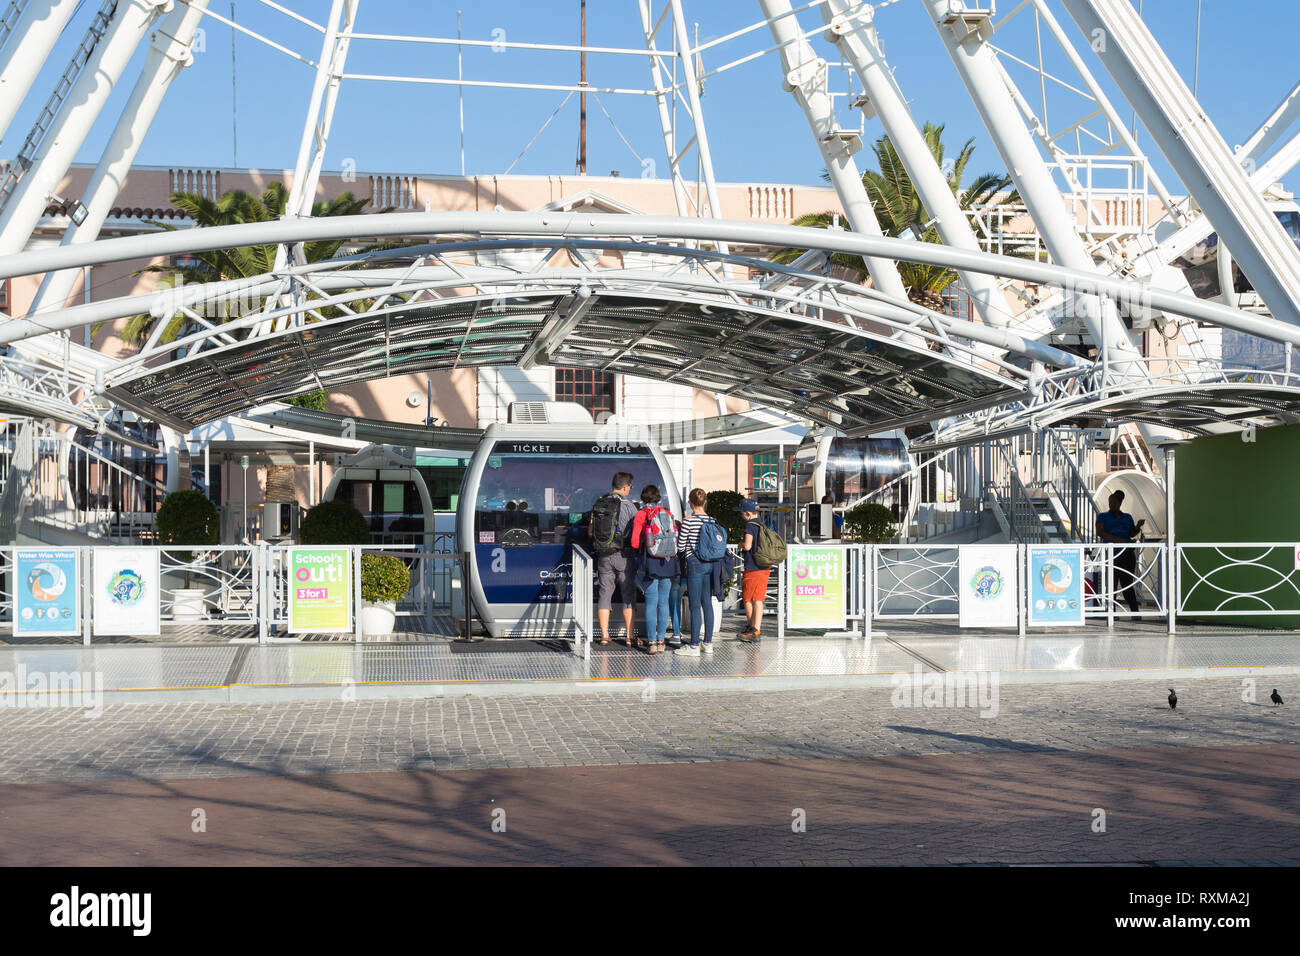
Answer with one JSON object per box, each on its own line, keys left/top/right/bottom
{"left": 1168, "top": 688, "right": 1178, "bottom": 710}
{"left": 1271, "top": 689, "right": 1284, "bottom": 706}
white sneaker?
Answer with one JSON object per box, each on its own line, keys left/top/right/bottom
{"left": 701, "top": 642, "right": 714, "bottom": 653}
{"left": 674, "top": 644, "right": 701, "bottom": 657}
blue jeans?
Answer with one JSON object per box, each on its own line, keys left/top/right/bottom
{"left": 686, "top": 556, "right": 716, "bottom": 646}
{"left": 643, "top": 576, "right": 673, "bottom": 643}
{"left": 668, "top": 576, "right": 683, "bottom": 637}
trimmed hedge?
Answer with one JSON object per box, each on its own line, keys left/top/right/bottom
{"left": 156, "top": 489, "right": 219, "bottom": 547}
{"left": 842, "top": 501, "right": 898, "bottom": 543}
{"left": 705, "top": 490, "right": 746, "bottom": 544}
{"left": 300, "top": 498, "right": 370, "bottom": 545}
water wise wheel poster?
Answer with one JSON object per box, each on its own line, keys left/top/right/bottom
{"left": 14, "top": 549, "right": 80, "bottom": 637}
{"left": 1027, "top": 545, "right": 1085, "bottom": 626}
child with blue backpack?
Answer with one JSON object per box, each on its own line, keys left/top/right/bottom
{"left": 631, "top": 485, "right": 680, "bottom": 655}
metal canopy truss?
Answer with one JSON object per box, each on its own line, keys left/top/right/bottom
{"left": 914, "top": 356, "right": 1300, "bottom": 452}
{"left": 89, "top": 240, "right": 1034, "bottom": 433}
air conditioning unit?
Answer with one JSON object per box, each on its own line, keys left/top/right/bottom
{"left": 507, "top": 401, "right": 594, "bottom": 425}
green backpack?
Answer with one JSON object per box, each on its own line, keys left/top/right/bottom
{"left": 752, "top": 523, "right": 787, "bottom": 569}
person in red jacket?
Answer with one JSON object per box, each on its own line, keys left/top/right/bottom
{"left": 630, "top": 485, "right": 680, "bottom": 654}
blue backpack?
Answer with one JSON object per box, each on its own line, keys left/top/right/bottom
{"left": 695, "top": 517, "right": 728, "bottom": 561}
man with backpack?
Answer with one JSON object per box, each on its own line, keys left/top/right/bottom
{"left": 736, "top": 497, "right": 786, "bottom": 641}
{"left": 589, "top": 471, "right": 641, "bottom": 646}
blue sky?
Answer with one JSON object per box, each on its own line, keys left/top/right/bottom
{"left": 4, "top": 0, "right": 1297, "bottom": 195}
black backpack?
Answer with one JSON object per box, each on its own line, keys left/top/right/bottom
{"left": 589, "top": 493, "right": 625, "bottom": 555}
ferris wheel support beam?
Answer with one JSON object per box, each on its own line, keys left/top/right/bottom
{"left": 283, "top": 0, "right": 356, "bottom": 225}
{"left": 820, "top": 0, "right": 1007, "bottom": 330}
{"left": 0, "top": 0, "right": 169, "bottom": 257}
{"left": 1061, "top": 0, "right": 1300, "bottom": 329}
{"left": 29, "top": 0, "right": 209, "bottom": 317}
{"left": 1237, "top": 79, "right": 1300, "bottom": 171}
{"left": 920, "top": 0, "right": 1174, "bottom": 469}
{"left": 756, "top": 0, "right": 908, "bottom": 304}
{"left": 0, "top": 0, "right": 79, "bottom": 146}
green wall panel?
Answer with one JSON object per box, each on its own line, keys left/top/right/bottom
{"left": 1176, "top": 423, "right": 1300, "bottom": 626}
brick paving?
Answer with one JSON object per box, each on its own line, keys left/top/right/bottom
{"left": 0, "top": 744, "right": 1296, "bottom": 865}
{"left": 0, "top": 676, "right": 1295, "bottom": 864}
{"left": 0, "top": 676, "right": 1295, "bottom": 784}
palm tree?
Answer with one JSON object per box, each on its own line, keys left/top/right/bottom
{"left": 774, "top": 122, "right": 1016, "bottom": 312}
{"left": 124, "top": 181, "right": 389, "bottom": 345}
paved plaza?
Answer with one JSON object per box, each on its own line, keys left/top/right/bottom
{"left": 0, "top": 675, "right": 1296, "bottom": 865}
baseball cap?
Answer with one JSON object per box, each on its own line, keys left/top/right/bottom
{"left": 734, "top": 497, "right": 759, "bottom": 512}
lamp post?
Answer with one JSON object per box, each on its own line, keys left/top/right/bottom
{"left": 241, "top": 455, "right": 250, "bottom": 543}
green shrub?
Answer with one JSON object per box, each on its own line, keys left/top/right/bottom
{"left": 361, "top": 554, "right": 411, "bottom": 604}
{"left": 705, "top": 490, "right": 746, "bottom": 544}
{"left": 156, "top": 489, "right": 220, "bottom": 587}
{"left": 842, "top": 502, "right": 898, "bottom": 543}
{"left": 300, "top": 498, "right": 370, "bottom": 545}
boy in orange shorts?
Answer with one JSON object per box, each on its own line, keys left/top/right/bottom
{"left": 735, "top": 498, "right": 768, "bottom": 641}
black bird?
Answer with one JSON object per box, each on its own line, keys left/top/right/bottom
{"left": 1271, "top": 689, "right": 1284, "bottom": 707}
{"left": 1168, "top": 688, "right": 1178, "bottom": 710}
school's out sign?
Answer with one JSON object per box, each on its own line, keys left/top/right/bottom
{"left": 288, "top": 548, "right": 352, "bottom": 633}
{"left": 786, "top": 545, "right": 845, "bottom": 630}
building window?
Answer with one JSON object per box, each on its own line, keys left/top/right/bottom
{"left": 750, "top": 454, "right": 780, "bottom": 495}
{"left": 938, "top": 284, "right": 971, "bottom": 321}
{"left": 554, "top": 367, "right": 616, "bottom": 417}
{"left": 1108, "top": 440, "right": 1134, "bottom": 472}
{"left": 0, "top": 280, "right": 7, "bottom": 313}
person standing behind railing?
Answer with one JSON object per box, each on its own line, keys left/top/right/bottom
{"left": 676, "top": 488, "right": 725, "bottom": 656}
{"left": 1096, "top": 489, "right": 1145, "bottom": 615}
{"left": 631, "top": 485, "right": 680, "bottom": 655}
{"left": 737, "top": 497, "right": 769, "bottom": 641}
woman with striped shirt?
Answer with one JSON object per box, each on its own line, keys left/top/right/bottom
{"left": 676, "top": 488, "right": 719, "bottom": 656}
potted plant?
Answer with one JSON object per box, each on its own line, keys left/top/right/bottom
{"left": 155, "top": 489, "right": 220, "bottom": 620}
{"left": 359, "top": 553, "right": 411, "bottom": 636}
{"left": 842, "top": 502, "right": 899, "bottom": 543}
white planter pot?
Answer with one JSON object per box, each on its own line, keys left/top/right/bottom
{"left": 171, "top": 588, "right": 207, "bottom": 621}
{"left": 361, "top": 600, "right": 397, "bottom": 637}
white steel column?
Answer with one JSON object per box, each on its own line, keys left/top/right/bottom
{"left": 667, "top": 0, "right": 724, "bottom": 222}
{"left": 29, "top": 0, "right": 208, "bottom": 314}
{"left": 757, "top": 0, "right": 908, "bottom": 302}
{"left": 922, "top": 0, "right": 1133, "bottom": 356}
{"left": 284, "top": 0, "right": 356, "bottom": 223}
{"left": 1061, "top": 0, "right": 1300, "bottom": 328}
{"left": 0, "top": 0, "right": 79, "bottom": 145}
{"left": 638, "top": 0, "right": 692, "bottom": 218}
{"left": 0, "top": 0, "right": 169, "bottom": 257}
{"left": 820, "top": 0, "right": 1005, "bottom": 328}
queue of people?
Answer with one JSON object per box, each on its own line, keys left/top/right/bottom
{"left": 589, "top": 472, "right": 779, "bottom": 654}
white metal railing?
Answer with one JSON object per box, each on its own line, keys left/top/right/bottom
{"left": 1083, "top": 543, "right": 1167, "bottom": 622}
{"left": 873, "top": 545, "right": 961, "bottom": 618}
{"left": 10, "top": 542, "right": 1300, "bottom": 644}
{"left": 571, "top": 545, "right": 593, "bottom": 658}
{"left": 1176, "top": 544, "right": 1300, "bottom": 618}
